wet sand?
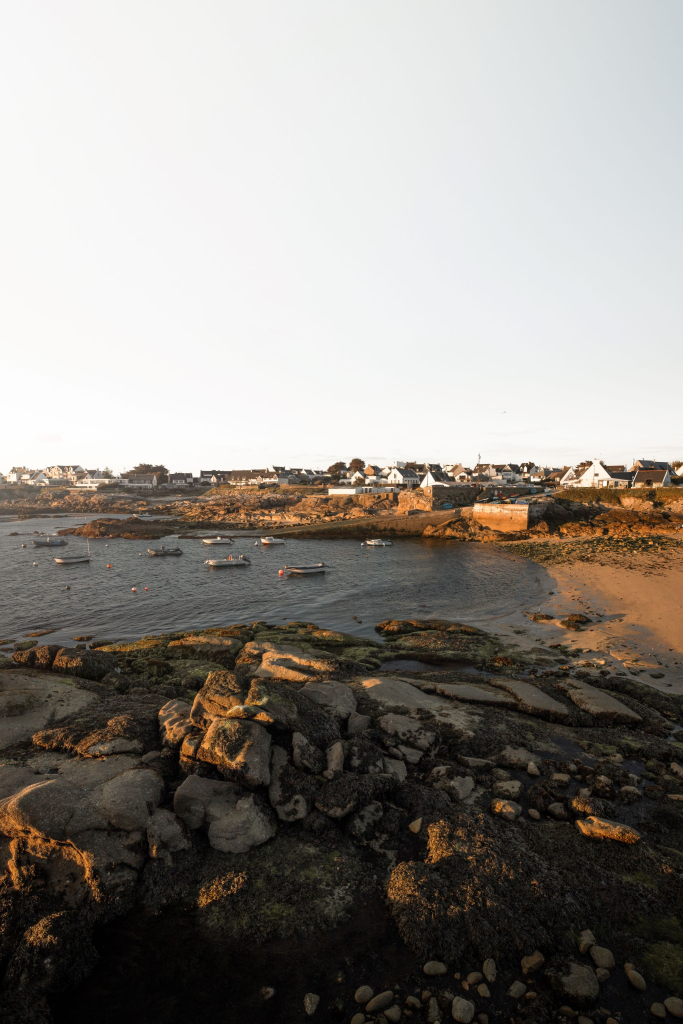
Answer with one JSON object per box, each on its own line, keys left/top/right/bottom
{"left": 515, "top": 547, "right": 683, "bottom": 693}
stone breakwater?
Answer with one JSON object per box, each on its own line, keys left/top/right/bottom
{"left": 1, "top": 619, "right": 683, "bottom": 1021}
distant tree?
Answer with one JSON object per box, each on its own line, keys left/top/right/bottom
{"left": 348, "top": 458, "right": 365, "bottom": 473}
{"left": 327, "top": 461, "right": 347, "bottom": 477}
{"left": 102, "top": 466, "right": 114, "bottom": 479}
{"left": 132, "top": 463, "right": 168, "bottom": 475}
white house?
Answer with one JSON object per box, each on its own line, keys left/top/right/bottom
{"left": 420, "top": 470, "right": 451, "bottom": 488}
{"left": 386, "top": 466, "right": 421, "bottom": 487}
{"left": 565, "top": 459, "right": 630, "bottom": 489}
{"left": 44, "top": 465, "right": 85, "bottom": 484}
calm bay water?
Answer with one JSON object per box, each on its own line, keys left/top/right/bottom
{"left": 0, "top": 515, "right": 553, "bottom": 645}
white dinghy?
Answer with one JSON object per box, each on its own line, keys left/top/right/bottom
{"left": 53, "top": 553, "right": 91, "bottom": 564}
{"left": 283, "top": 563, "right": 327, "bottom": 575}
{"left": 363, "top": 538, "right": 393, "bottom": 546}
{"left": 204, "top": 555, "right": 250, "bottom": 567}
{"left": 260, "top": 537, "right": 285, "bottom": 545}
{"left": 202, "top": 536, "right": 234, "bottom": 545}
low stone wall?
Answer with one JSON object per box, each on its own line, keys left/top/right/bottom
{"left": 472, "top": 503, "right": 531, "bottom": 532}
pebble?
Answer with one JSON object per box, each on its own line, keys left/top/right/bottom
{"left": 466, "top": 972, "right": 482, "bottom": 985}
{"left": 527, "top": 760, "right": 540, "bottom": 776}
{"left": 489, "top": 798, "right": 522, "bottom": 821}
{"left": 577, "top": 1017, "right": 594, "bottom": 1024}
{"left": 508, "top": 980, "right": 527, "bottom": 998}
{"left": 355, "top": 986, "right": 373, "bottom": 1003}
{"left": 384, "top": 1006, "right": 401, "bottom": 1022}
{"left": 559, "top": 1007, "right": 577, "bottom": 1017}
{"left": 552, "top": 773, "right": 571, "bottom": 785}
{"left": 427, "top": 996, "right": 441, "bottom": 1023}
{"left": 624, "top": 962, "right": 646, "bottom": 990}
{"left": 590, "top": 946, "right": 615, "bottom": 970}
{"left": 595, "top": 968, "right": 610, "bottom": 982}
{"left": 477, "top": 1016, "right": 488, "bottom": 1024}
{"left": 260, "top": 986, "right": 276, "bottom": 1000}
{"left": 528, "top": 808, "right": 541, "bottom": 820}
{"left": 351, "top": 1015, "right": 366, "bottom": 1024}
{"left": 424, "top": 961, "right": 447, "bottom": 976}
{"left": 650, "top": 1003, "right": 666, "bottom": 1019}
{"left": 547, "top": 802, "right": 569, "bottom": 820}
{"left": 408, "top": 817, "right": 422, "bottom": 834}
{"left": 477, "top": 983, "right": 490, "bottom": 998}
{"left": 366, "top": 991, "right": 394, "bottom": 1013}
{"left": 482, "top": 959, "right": 496, "bottom": 983}
{"left": 451, "top": 996, "right": 475, "bottom": 1023}
{"left": 405, "top": 996, "right": 421, "bottom": 1009}
{"left": 578, "top": 929, "right": 596, "bottom": 954}
{"left": 304, "top": 992, "right": 320, "bottom": 1015}
{"left": 665, "top": 996, "right": 683, "bottom": 1018}
{"left": 521, "top": 950, "right": 545, "bottom": 974}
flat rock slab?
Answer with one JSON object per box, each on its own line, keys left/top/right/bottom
{"left": 0, "top": 672, "right": 97, "bottom": 751}
{"left": 487, "top": 678, "right": 570, "bottom": 719}
{"left": 356, "top": 676, "right": 476, "bottom": 734}
{"left": 434, "top": 682, "right": 516, "bottom": 707}
{"left": 556, "top": 679, "right": 641, "bottom": 723}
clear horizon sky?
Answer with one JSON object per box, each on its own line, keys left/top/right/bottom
{"left": 2, "top": 2, "right": 682, "bottom": 475}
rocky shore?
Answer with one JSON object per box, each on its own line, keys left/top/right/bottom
{"left": 2, "top": 616, "right": 683, "bottom": 1022}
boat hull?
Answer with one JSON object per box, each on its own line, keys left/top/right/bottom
{"left": 147, "top": 548, "right": 183, "bottom": 556}
{"left": 261, "top": 538, "right": 285, "bottom": 545}
{"left": 33, "top": 539, "right": 67, "bottom": 547}
{"left": 205, "top": 558, "right": 250, "bottom": 567}
{"left": 54, "top": 556, "right": 90, "bottom": 564}
{"left": 202, "top": 538, "right": 233, "bottom": 545}
{"left": 284, "top": 564, "right": 326, "bottom": 574}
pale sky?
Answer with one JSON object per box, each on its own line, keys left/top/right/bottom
{"left": 2, "top": 1, "right": 682, "bottom": 474}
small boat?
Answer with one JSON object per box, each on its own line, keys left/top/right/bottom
{"left": 283, "top": 563, "right": 327, "bottom": 575}
{"left": 202, "top": 536, "right": 234, "bottom": 545}
{"left": 54, "top": 554, "right": 91, "bottom": 565}
{"left": 147, "top": 545, "right": 183, "bottom": 557}
{"left": 32, "top": 536, "right": 67, "bottom": 547}
{"left": 261, "top": 537, "right": 285, "bottom": 545}
{"left": 204, "top": 555, "right": 250, "bottom": 567}
{"left": 363, "top": 539, "right": 393, "bottom": 547}
{"left": 135, "top": 514, "right": 154, "bottom": 520}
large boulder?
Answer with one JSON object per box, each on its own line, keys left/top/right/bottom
{"left": 158, "top": 699, "right": 193, "bottom": 748}
{"left": 32, "top": 697, "right": 161, "bottom": 757}
{"left": 549, "top": 961, "right": 600, "bottom": 1006}
{"left": 207, "top": 794, "right": 276, "bottom": 854}
{"left": 146, "top": 808, "right": 189, "bottom": 862}
{"left": 249, "top": 642, "right": 338, "bottom": 682}
{"left": 52, "top": 648, "right": 117, "bottom": 681}
{"left": 0, "top": 778, "right": 82, "bottom": 841}
{"left": 3, "top": 911, "right": 98, "bottom": 994}
{"left": 198, "top": 718, "right": 272, "bottom": 786}
{"left": 302, "top": 680, "right": 357, "bottom": 721}
{"left": 190, "top": 670, "right": 246, "bottom": 728}
{"left": 97, "top": 768, "right": 164, "bottom": 831}
{"left": 378, "top": 713, "right": 437, "bottom": 751}
{"left": 173, "top": 775, "right": 240, "bottom": 830}
{"left": 168, "top": 634, "right": 243, "bottom": 666}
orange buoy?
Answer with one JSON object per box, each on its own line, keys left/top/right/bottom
{"left": 131, "top": 587, "right": 137, "bottom": 592}
{"left": 278, "top": 569, "right": 284, "bottom": 576}
{"left": 107, "top": 563, "right": 112, "bottom": 568}
{"left": 145, "top": 586, "right": 148, "bottom": 590}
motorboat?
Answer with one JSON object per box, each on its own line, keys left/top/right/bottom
{"left": 283, "top": 563, "right": 327, "bottom": 575}
{"left": 147, "top": 545, "right": 183, "bottom": 557}
{"left": 54, "top": 554, "right": 91, "bottom": 564}
{"left": 204, "top": 555, "right": 250, "bottom": 567}
{"left": 363, "top": 539, "right": 393, "bottom": 547}
{"left": 202, "top": 536, "right": 234, "bottom": 545}
{"left": 32, "top": 536, "right": 67, "bottom": 547}
{"left": 261, "top": 537, "right": 285, "bottom": 545}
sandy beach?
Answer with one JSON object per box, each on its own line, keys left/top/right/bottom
{"left": 514, "top": 546, "right": 683, "bottom": 693}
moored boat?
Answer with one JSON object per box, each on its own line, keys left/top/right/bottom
{"left": 32, "top": 536, "right": 67, "bottom": 547}
{"left": 363, "top": 539, "right": 393, "bottom": 547}
{"left": 204, "top": 555, "right": 250, "bottom": 567}
{"left": 53, "top": 554, "right": 91, "bottom": 564}
{"left": 202, "top": 536, "right": 234, "bottom": 545}
{"left": 283, "top": 563, "right": 327, "bottom": 575}
{"left": 261, "top": 537, "right": 285, "bottom": 545}
{"left": 147, "top": 545, "right": 183, "bottom": 557}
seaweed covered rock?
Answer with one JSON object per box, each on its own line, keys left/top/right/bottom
{"left": 375, "top": 620, "right": 501, "bottom": 666}
{"left": 32, "top": 697, "right": 162, "bottom": 756}
{"left": 52, "top": 648, "right": 117, "bottom": 681}
{"left": 198, "top": 718, "right": 272, "bottom": 786}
